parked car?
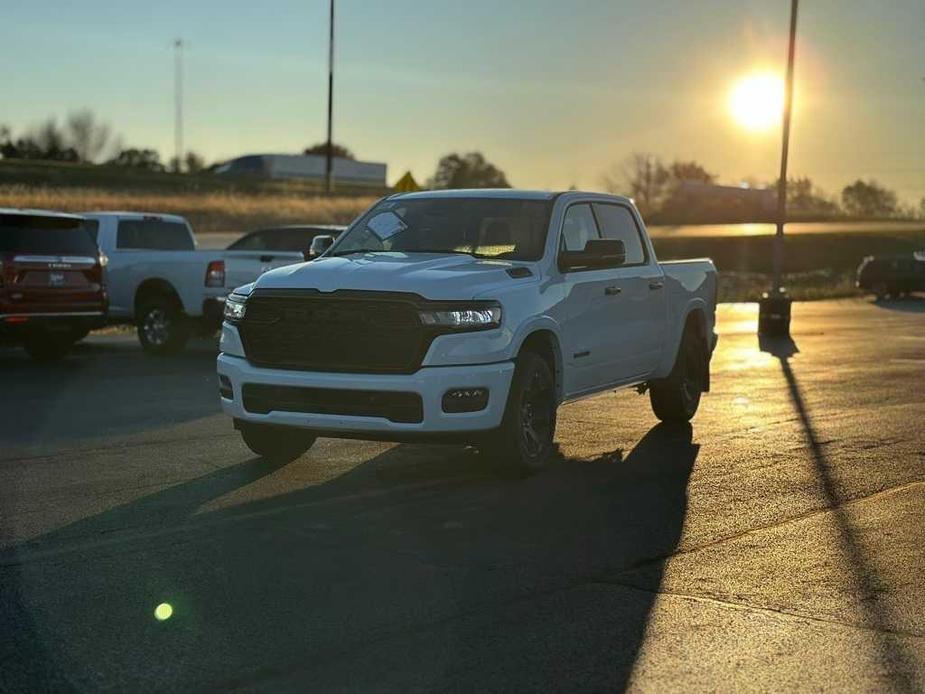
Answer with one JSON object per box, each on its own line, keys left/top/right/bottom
{"left": 217, "top": 190, "right": 718, "bottom": 474}
{"left": 856, "top": 252, "right": 925, "bottom": 299}
{"left": 224, "top": 224, "right": 344, "bottom": 289}
{"left": 83, "top": 212, "right": 231, "bottom": 354}
{"left": 0, "top": 209, "right": 107, "bottom": 360}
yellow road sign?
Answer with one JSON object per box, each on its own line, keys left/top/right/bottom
{"left": 393, "top": 171, "right": 420, "bottom": 193}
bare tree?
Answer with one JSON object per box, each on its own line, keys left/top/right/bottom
{"left": 601, "top": 153, "right": 670, "bottom": 216}
{"left": 65, "top": 109, "right": 118, "bottom": 163}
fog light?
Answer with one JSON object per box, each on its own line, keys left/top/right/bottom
{"left": 219, "top": 375, "right": 233, "bottom": 400}
{"left": 442, "top": 388, "right": 489, "bottom": 413}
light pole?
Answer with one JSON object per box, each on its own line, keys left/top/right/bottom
{"left": 324, "top": 0, "right": 335, "bottom": 193}
{"left": 173, "top": 38, "right": 184, "bottom": 173}
{"left": 759, "top": 0, "right": 799, "bottom": 336}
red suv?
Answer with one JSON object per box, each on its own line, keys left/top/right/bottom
{"left": 1, "top": 210, "right": 108, "bottom": 360}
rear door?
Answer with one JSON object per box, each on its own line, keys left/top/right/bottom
{"left": 591, "top": 202, "right": 667, "bottom": 377}
{"left": 0, "top": 214, "right": 104, "bottom": 316}
{"left": 107, "top": 216, "right": 195, "bottom": 316}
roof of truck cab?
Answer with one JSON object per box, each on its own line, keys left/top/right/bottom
{"left": 0, "top": 207, "right": 86, "bottom": 220}
{"left": 83, "top": 211, "right": 188, "bottom": 223}
{"left": 390, "top": 189, "right": 557, "bottom": 201}
{"left": 388, "top": 189, "right": 633, "bottom": 205}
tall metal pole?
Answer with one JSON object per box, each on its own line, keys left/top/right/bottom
{"left": 772, "top": 0, "right": 799, "bottom": 291}
{"left": 174, "top": 38, "right": 184, "bottom": 173}
{"left": 324, "top": 0, "right": 335, "bottom": 193}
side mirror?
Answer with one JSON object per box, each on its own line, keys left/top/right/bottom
{"left": 307, "top": 234, "right": 335, "bottom": 259}
{"left": 558, "top": 239, "right": 626, "bottom": 272}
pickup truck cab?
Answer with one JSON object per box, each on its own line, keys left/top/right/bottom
{"left": 1, "top": 209, "right": 107, "bottom": 360}
{"left": 218, "top": 190, "right": 718, "bottom": 473}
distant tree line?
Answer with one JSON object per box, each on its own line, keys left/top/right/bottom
{"left": 0, "top": 110, "right": 207, "bottom": 174}
{"left": 601, "top": 152, "right": 918, "bottom": 222}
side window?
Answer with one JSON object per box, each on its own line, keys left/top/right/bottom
{"left": 592, "top": 203, "right": 647, "bottom": 265}
{"left": 229, "top": 232, "right": 267, "bottom": 251}
{"left": 560, "top": 204, "right": 599, "bottom": 252}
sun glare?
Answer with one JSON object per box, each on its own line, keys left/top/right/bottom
{"left": 729, "top": 73, "right": 784, "bottom": 131}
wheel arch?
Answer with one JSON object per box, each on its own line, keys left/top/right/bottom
{"left": 134, "top": 278, "right": 183, "bottom": 318}
{"left": 514, "top": 327, "right": 564, "bottom": 403}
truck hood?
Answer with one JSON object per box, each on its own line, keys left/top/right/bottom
{"left": 251, "top": 252, "right": 534, "bottom": 300}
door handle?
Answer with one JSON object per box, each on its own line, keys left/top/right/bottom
{"left": 604, "top": 285, "right": 622, "bottom": 296}
{"left": 259, "top": 255, "right": 274, "bottom": 262}
{"left": 649, "top": 280, "right": 665, "bottom": 290}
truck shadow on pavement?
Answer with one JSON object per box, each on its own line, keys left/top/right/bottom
{"left": 1, "top": 422, "right": 697, "bottom": 691}
{"left": 0, "top": 338, "right": 221, "bottom": 449}
{"left": 760, "top": 335, "right": 921, "bottom": 693}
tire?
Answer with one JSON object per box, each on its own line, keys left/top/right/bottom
{"left": 23, "top": 333, "right": 75, "bottom": 361}
{"left": 483, "top": 351, "right": 558, "bottom": 476}
{"left": 872, "top": 282, "right": 889, "bottom": 301}
{"left": 650, "top": 328, "right": 705, "bottom": 422}
{"left": 137, "top": 297, "right": 190, "bottom": 355}
{"left": 238, "top": 421, "right": 316, "bottom": 462}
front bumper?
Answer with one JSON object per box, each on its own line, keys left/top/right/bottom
{"left": 217, "top": 353, "right": 515, "bottom": 437}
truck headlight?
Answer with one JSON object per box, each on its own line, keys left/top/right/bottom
{"left": 224, "top": 294, "right": 247, "bottom": 322}
{"left": 418, "top": 302, "right": 501, "bottom": 331}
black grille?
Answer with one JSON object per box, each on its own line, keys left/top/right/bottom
{"left": 239, "top": 291, "right": 427, "bottom": 373}
{"left": 242, "top": 384, "right": 423, "bottom": 424}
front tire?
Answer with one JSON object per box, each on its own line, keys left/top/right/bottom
{"left": 650, "top": 328, "right": 705, "bottom": 422}
{"left": 238, "top": 421, "right": 316, "bottom": 462}
{"left": 137, "top": 298, "right": 190, "bottom": 355}
{"left": 483, "top": 351, "right": 557, "bottom": 476}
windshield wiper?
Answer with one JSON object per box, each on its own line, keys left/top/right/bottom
{"left": 401, "top": 249, "right": 474, "bottom": 256}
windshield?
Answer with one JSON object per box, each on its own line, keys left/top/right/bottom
{"left": 332, "top": 197, "right": 552, "bottom": 261}
{"left": 0, "top": 214, "right": 98, "bottom": 254}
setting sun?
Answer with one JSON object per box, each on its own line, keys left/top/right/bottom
{"left": 729, "top": 72, "right": 785, "bottom": 131}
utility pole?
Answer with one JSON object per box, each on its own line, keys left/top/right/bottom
{"left": 759, "top": 0, "right": 798, "bottom": 336}
{"left": 324, "top": 0, "right": 335, "bottom": 193}
{"left": 173, "top": 38, "right": 184, "bottom": 173}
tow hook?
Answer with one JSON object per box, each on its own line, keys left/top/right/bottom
{"left": 635, "top": 382, "right": 649, "bottom": 395}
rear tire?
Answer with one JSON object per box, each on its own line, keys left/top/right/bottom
{"left": 23, "top": 333, "right": 75, "bottom": 361}
{"left": 137, "top": 298, "right": 190, "bottom": 355}
{"left": 238, "top": 421, "right": 316, "bottom": 462}
{"left": 483, "top": 351, "right": 557, "bottom": 476}
{"left": 650, "top": 328, "right": 704, "bottom": 422}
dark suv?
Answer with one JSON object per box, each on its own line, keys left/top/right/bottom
{"left": 856, "top": 253, "right": 925, "bottom": 300}
{"left": 1, "top": 210, "right": 108, "bottom": 360}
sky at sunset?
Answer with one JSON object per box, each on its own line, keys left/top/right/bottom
{"left": 2, "top": 0, "right": 923, "bottom": 202}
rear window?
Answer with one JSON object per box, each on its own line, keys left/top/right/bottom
{"left": 117, "top": 219, "right": 194, "bottom": 250}
{"left": 0, "top": 214, "right": 99, "bottom": 255}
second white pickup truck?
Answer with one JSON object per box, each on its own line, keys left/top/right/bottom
{"left": 218, "top": 190, "right": 718, "bottom": 474}
{"left": 86, "top": 212, "right": 306, "bottom": 354}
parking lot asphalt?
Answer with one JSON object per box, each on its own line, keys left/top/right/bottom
{"left": 1, "top": 298, "right": 924, "bottom": 692}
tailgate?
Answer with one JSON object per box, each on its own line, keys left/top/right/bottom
{"left": 224, "top": 251, "right": 305, "bottom": 289}
{"left": 3, "top": 254, "right": 105, "bottom": 315}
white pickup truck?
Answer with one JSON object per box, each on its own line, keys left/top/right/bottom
{"left": 86, "top": 212, "right": 305, "bottom": 354}
{"left": 217, "top": 190, "right": 718, "bottom": 474}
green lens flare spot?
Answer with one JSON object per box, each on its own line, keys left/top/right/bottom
{"left": 154, "top": 602, "right": 173, "bottom": 621}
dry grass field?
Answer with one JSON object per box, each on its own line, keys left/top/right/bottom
{"left": 0, "top": 184, "right": 376, "bottom": 233}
